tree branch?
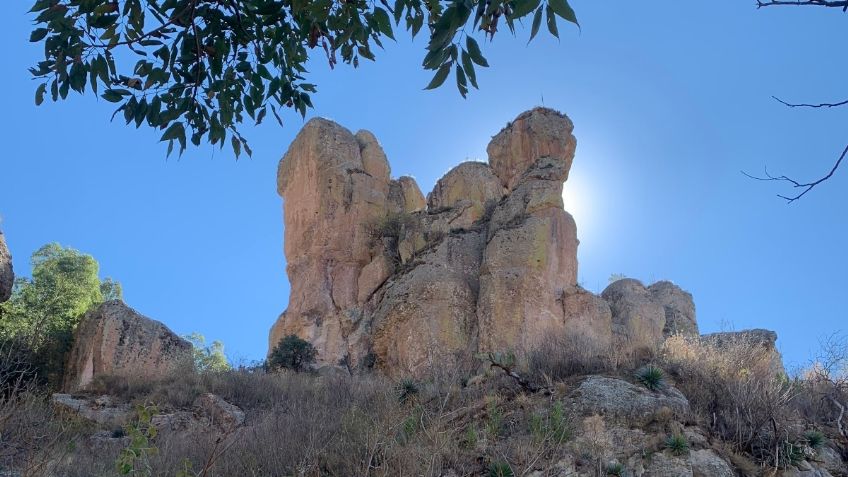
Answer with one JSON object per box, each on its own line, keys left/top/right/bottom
{"left": 757, "top": 0, "right": 848, "bottom": 8}
{"left": 772, "top": 96, "right": 848, "bottom": 108}
{"left": 743, "top": 144, "right": 847, "bottom": 203}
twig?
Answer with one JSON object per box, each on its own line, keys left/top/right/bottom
{"left": 742, "top": 143, "right": 847, "bottom": 203}
{"left": 772, "top": 96, "right": 848, "bottom": 108}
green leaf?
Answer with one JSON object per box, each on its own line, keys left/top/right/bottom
{"left": 455, "top": 64, "right": 468, "bottom": 98}
{"left": 461, "top": 50, "right": 478, "bottom": 89}
{"left": 509, "top": 0, "right": 541, "bottom": 20}
{"left": 101, "top": 89, "right": 124, "bottom": 103}
{"left": 29, "top": 28, "right": 48, "bottom": 42}
{"left": 529, "top": 6, "right": 543, "bottom": 43}
{"left": 424, "top": 63, "right": 451, "bottom": 90}
{"left": 160, "top": 122, "right": 185, "bottom": 142}
{"left": 548, "top": 0, "right": 579, "bottom": 26}
{"left": 35, "top": 83, "right": 46, "bottom": 105}
{"left": 231, "top": 135, "right": 241, "bottom": 159}
{"left": 546, "top": 5, "right": 559, "bottom": 38}
{"left": 465, "top": 37, "right": 489, "bottom": 67}
{"left": 374, "top": 7, "right": 395, "bottom": 40}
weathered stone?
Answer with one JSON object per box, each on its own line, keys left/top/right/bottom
{"left": 194, "top": 393, "right": 245, "bottom": 432}
{"left": 271, "top": 118, "right": 394, "bottom": 368}
{"left": 52, "top": 393, "right": 131, "bottom": 426}
{"left": 427, "top": 162, "right": 504, "bottom": 228}
{"left": 388, "top": 176, "right": 426, "bottom": 213}
{"left": 0, "top": 230, "right": 13, "bottom": 303}
{"left": 689, "top": 449, "right": 735, "bottom": 477}
{"left": 568, "top": 376, "right": 690, "bottom": 425}
{"left": 487, "top": 107, "right": 576, "bottom": 191}
{"left": 355, "top": 130, "right": 391, "bottom": 181}
{"left": 370, "top": 231, "right": 484, "bottom": 378}
{"left": 644, "top": 452, "right": 693, "bottom": 477}
{"left": 561, "top": 285, "right": 613, "bottom": 353}
{"left": 701, "top": 328, "right": 785, "bottom": 375}
{"left": 648, "top": 280, "right": 698, "bottom": 338}
{"left": 601, "top": 279, "right": 666, "bottom": 360}
{"left": 62, "top": 301, "right": 192, "bottom": 392}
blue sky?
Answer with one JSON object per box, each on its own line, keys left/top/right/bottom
{"left": 1, "top": 2, "right": 846, "bottom": 370}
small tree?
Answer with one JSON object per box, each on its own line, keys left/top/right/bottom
{"left": 269, "top": 334, "right": 317, "bottom": 372}
{"left": 185, "top": 333, "right": 230, "bottom": 373}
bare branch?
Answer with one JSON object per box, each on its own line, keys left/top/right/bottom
{"left": 757, "top": 0, "right": 848, "bottom": 8}
{"left": 772, "top": 96, "right": 848, "bottom": 108}
{"left": 742, "top": 144, "right": 847, "bottom": 203}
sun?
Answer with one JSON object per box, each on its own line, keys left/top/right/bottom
{"left": 562, "top": 181, "right": 586, "bottom": 229}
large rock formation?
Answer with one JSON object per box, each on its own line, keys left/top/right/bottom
{"left": 267, "top": 108, "right": 759, "bottom": 378}
{"left": 0, "top": 230, "right": 13, "bottom": 303}
{"left": 269, "top": 108, "right": 591, "bottom": 377}
{"left": 63, "top": 301, "right": 192, "bottom": 392}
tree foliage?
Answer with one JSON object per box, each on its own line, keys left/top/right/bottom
{"left": 269, "top": 334, "right": 316, "bottom": 372}
{"left": 0, "top": 243, "right": 121, "bottom": 386}
{"left": 27, "top": 0, "right": 578, "bottom": 157}
{"left": 185, "top": 332, "right": 230, "bottom": 372}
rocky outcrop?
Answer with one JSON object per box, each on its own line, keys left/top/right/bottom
{"left": 0, "top": 230, "right": 13, "bottom": 303}
{"left": 702, "top": 328, "right": 785, "bottom": 375}
{"left": 268, "top": 108, "right": 588, "bottom": 377}
{"left": 268, "top": 108, "right": 758, "bottom": 378}
{"left": 568, "top": 375, "right": 690, "bottom": 426}
{"left": 63, "top": 301, "right": 192, "bottom": 392}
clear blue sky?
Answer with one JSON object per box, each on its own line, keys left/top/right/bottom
{"left": 1, "top": 2, "right": 845, "bottom": 370}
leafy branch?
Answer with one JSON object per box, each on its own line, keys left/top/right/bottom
{"left": 28, "top": 0, "right": 579, "bottom": 158}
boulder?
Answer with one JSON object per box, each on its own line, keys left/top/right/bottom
{"left": 601, "top": 279, "right": 666, "bottom": 360}
{"left": 561, "top": 285, "right": 613, "bottom": 354}
{"left": 689, "top": 449, "right": 735, "bottom": 477}
{"left": 388, "top": 176, "right": 426, "bottom": 213}
{"left": 644, "top": 452, "right": 693, "bottom": 477}
{"left": 426, "top": 162, "right": 505, "bottom": 228}
{"left": 52, "top": 393, "right": 131, "bottom": 426}
{"left": 567, "top": 376, "right": 690, "bottom": 426}
{"left": 194, "top": 393, "right": 245, "bottom": 432}
{"left": 62, "top": 301, "right": 192, "bottom": 392}
{"left": 701, "top": 328, "right": 785, "bottom": 375}
{"left": 648, "top": 281, "right": 698, "bottom": 338}
{"left": 0, "top": 230, "right": 13, "bottom": 303}
{"left": 487, "top": 107, "right": 576, "bottom": 191}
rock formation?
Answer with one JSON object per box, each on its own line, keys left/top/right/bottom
{"left": 269, "top": 108, "right": 777, "bottom": 379}
{"left": 63, "top": 300, "right": 192, "bottom": 392}
{"left": 0, "top": 230, "right": 13, "bottom": 303}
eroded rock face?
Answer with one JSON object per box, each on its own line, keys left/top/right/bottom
{"left": 487, "top": 108, "right": 576, "bottom": 191}
{"left": 268, "top": 108, "right": 711, "bottom": 377}
{"left": 649, "top": 281, "right": 698, "bottom": 338}
{"left": 0, "top": 230, "right": 13, "bottom": 303}
{"left": 602, "top": 279, "right": 667, "bottom": 360}
{"left": 63, "top": 301, "right": 192, "bottom": 392}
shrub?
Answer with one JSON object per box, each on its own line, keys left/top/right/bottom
{"left": 528, "top": 332, "right": 614, "bottom": 381}
{"left": 488, "top": 460, "right": 513, "bottom": 477}
{"left": 664, "top": 434, "right": 689, "bottom": 455}
{"left": 396, "top": 378, "right": 419, "bottom": 404}
{"left": 635, "top": 365, "right": 664, "bottom": 391}
{"left": 661, "top": 335, "right": 796, "bottom": 466}
{"left": 268, "top": 334, "right": 317, "bottom": 372}
{"left": 606, "top": 462, "right": 625, "bottom": 476}
{"left": 804, "top": 430, "right": 825, "bottom": 449}
{"left": 485, "top": 399, "right": 503, "bottom": 438}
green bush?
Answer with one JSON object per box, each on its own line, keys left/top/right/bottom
{"left": 396, "top": 378, "right": 419, "bottom": 404}
{"left": 664, "top": 434, "right": 689, "bottom": 456}
{"left": 804, "top": 430, "right": 825, "bottom": 450}
{"left": 268, "top": 334, "right": 317, "bottom": 372}
{"left": 606, "top": 463, "right": 625, "bottom": 476}
{"left": 635, "top": 365, "right": 665, "bottom": 391}
{"left": 488, "top": 461, "right": 513, "bottom": 477}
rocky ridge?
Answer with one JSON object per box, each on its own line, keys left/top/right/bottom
{"left": 268, "top": 108, "right": 705, "bottom": 377}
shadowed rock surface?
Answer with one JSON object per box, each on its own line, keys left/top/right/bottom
{"left": 0, "top": 230, "right": 13, "bottom": 303}
{"left": 63, "top": 300, "right": 192, "bottom": 392}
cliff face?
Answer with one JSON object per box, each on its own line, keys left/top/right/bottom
{"left": 268, "top": 108, "right": 701, "bottom": 377}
